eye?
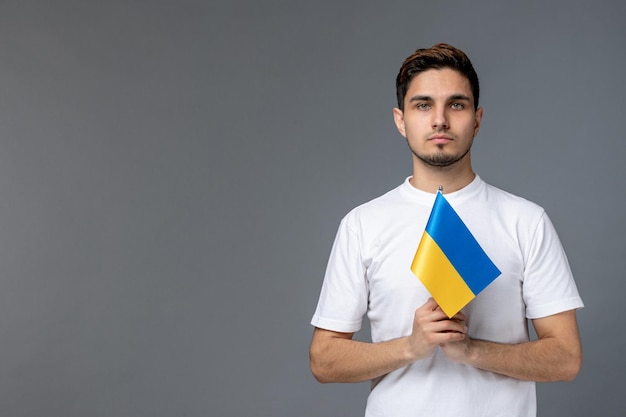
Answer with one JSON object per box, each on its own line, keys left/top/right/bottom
{"left": 450, "top": 102, "right": 464, "bottom": 110}
{"left": 416, "top": 103, "right": 430, "bottom": 110}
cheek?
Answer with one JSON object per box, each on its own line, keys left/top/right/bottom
{"left": 404, "top": 119, "right": 428, "bottom": 136}
{"left": 461, "top": 118, "right": 478, "bottom": 136}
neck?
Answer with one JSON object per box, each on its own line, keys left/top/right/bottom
{"left": 409, "top": 156, "right": 476, "bottom": 194}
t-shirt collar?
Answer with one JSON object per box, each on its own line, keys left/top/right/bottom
{"left": 399, "top": 174, "right": 483, "bottom": 206}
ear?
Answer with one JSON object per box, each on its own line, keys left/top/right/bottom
{"left": 393, "top": 108, "right": 407, "bottom": 138}
{"left": 473, "top": 107, "right": 483, "bottom": 136}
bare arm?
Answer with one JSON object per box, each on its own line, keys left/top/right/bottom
{"left": 440, "top": 309, "right": 582, "bottom": 382}
{"left": 309, "top": 298, "right": 467, "bottom": 383}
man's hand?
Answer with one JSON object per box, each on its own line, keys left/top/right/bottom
{"left": 407, "top": 298, "right": 468, "bottom": 361}
{"left": 439, "top": 331, "right": 473, "bottom": 363}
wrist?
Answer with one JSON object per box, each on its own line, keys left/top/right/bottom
{"left": 402, "top": 335, "right": 431, "bottom": 363}
{"left": 463, "top": 338, "right": 480, "bottom": 365}
{"left": 402, "top": 336, "right": 418, "bottom": 362}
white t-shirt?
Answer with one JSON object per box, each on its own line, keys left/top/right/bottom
{"left": 311, "top": 176, "right": 583, "bottom": 417}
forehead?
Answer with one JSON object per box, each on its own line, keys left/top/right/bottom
{"left": 406, "top": 68, "right": 473, "bottom": 100}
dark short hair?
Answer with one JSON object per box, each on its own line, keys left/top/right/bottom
{"left": 395, "top": 43, "right": 480, "bottom": 111}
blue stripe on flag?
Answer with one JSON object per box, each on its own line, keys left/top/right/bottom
{"left": 425, "top": 193, "right": 501, "bottom": 295}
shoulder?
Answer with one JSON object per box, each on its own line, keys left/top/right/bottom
{"left": 481, "top": 181, "right": 545, "bottom": 217}
{"left": 342, "top": 182, "right": 413, "bottom": 227}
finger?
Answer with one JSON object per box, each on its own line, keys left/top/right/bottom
{"left": 451, "top": 310, "right": 467, "bottom": 321}
{"left": 432, "top": 328, "right": 467, "bottom": 344}
{"left": 426, "top": 306, "right": 455, "bottom": 322}
{"left": 434, "top": 318, "right": 468, "bottom": 334}
{"left": 420, "top": 297, "right": 438, "bottom": 310}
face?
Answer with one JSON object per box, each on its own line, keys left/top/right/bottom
{"left": 393, "top": 68, "right": 483, "bottom": 169}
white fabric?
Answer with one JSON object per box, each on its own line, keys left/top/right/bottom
{"left": 311, "top": 175, "right": 583, "bottom": 417}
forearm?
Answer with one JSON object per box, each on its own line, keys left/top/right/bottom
{"left": 461, "top": 336, "right": 582, "bottom": 382}
{"left": 441, "top": 310, "right": 582, "bottom": 382}
{"left": 309, "top": 332, "right": 416, "bottom": 383}
{"left": 310, "top": 300, "right": 469, "bottom": 383}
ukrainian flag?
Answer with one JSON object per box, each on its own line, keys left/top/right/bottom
{"left": 411, "top": 190, "right": 501, "bottom": 318}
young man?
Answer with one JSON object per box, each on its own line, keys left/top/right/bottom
{"left": 309, "top": 44, "right": 583, "bottom": 417}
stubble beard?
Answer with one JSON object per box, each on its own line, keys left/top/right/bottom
{"left": 409, "top": 143, "right": 472, "bottom": 169}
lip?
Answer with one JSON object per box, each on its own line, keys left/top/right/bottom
{"left": 428, "top": 134, "right": 453, "bottom": 144}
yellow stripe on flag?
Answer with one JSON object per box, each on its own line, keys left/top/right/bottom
{"left": 411, "top": 232, "right": 475, "bottom": 317}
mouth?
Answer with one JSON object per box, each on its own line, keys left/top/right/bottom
{"left": 428, "top": 134, "right": 453, "bottom": 144}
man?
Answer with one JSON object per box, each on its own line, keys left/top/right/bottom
{"left": 309, "top": 43, "right": 583, "bottom": 416}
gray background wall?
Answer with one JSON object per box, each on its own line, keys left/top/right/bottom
{"left": 0, "top": 1, "right": 623, "bottom": 416}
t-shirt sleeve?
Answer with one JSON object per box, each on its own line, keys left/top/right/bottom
{"left": 523, "top": 211, "right": 584, "bottom": 319}
{"left": 310, "top": 215, "right": 369, "bottom": 333}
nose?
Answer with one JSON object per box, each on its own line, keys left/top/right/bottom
{"left": 432, "top": 107, "right": 449, "bottom": 130}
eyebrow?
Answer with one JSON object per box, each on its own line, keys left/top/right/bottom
{"left": 408, "top": 94, "right": 471, "bottom": 102}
